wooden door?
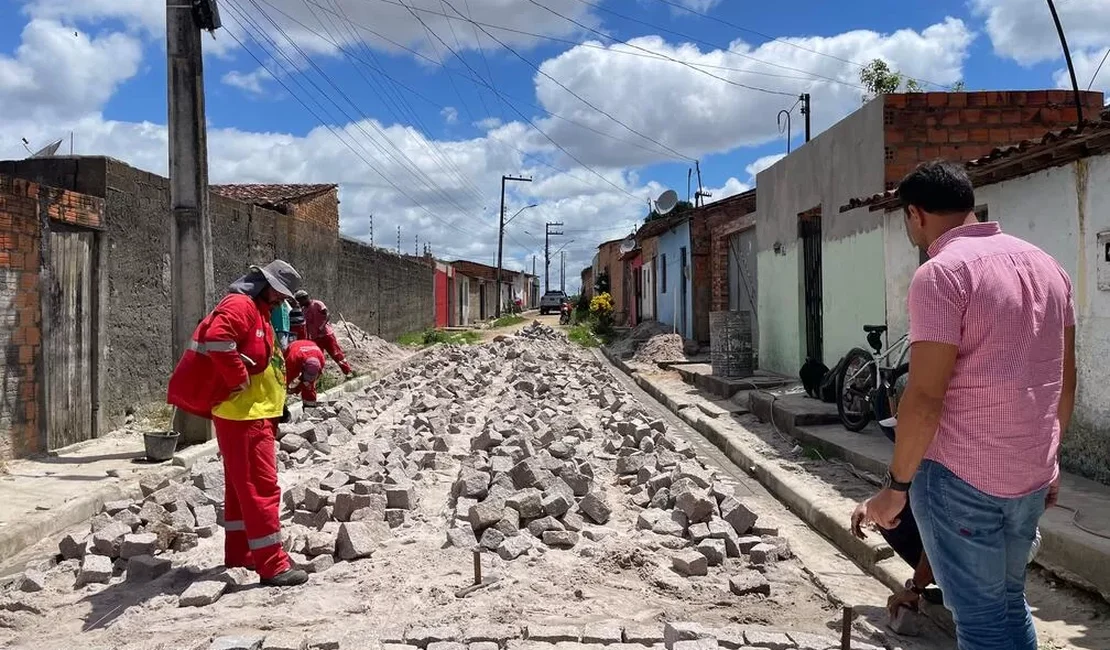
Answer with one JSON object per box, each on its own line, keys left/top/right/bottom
{"left": 799, "top": 216, "right": 824, "bottom": 363}
{"left": 42, "top": 230, "right": 96, "bottom": 450}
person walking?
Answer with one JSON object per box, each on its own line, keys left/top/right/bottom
{"left": 294, "top": 290, "right": 352, "bottom": 375}
{"left": 167, "top": 260, "right": 309, "bottom": 587}
{"left": 285, "top": 338, "right": 326, "bottom": 408}
{"left": 271, "top": 296, "right": 292, "bottom": 351}
{"left": 860, "top": 161, "right": 1076, "bottom": 650}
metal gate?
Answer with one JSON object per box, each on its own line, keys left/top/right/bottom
{"left": 42, "top": 230, "right": 97, "bottom": 450}
{"left": 727, "top": 228, "right": 759, "bottom": 354}
{"left": 799, "top": 215, "right": 824, "bottom": 363}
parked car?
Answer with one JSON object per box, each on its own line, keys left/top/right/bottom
{"left": 539, "top": 290, "right": 568, "bottom": 315}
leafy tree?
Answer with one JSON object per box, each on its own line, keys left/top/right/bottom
{"left": 645, "top": 200, "right": 694, "bottom": 223}
{"left": 951, "top": 80, "right": 966, "bottom": 91}
{"left": 859, "top": 59, "right": 924, "bottom": 101}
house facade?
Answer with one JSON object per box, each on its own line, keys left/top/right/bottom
{"left": 655, "top": 219, "right": 694, "bottom": 340}
{"left": 848, "top": 119, "right": 1110, "bottom": 482}
{"left": 755, "top": 90, "right": 1104, "bottom": 376}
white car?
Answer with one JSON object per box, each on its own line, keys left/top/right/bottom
{"left": 539, "top": 291, "right": 567, "bottom": 315}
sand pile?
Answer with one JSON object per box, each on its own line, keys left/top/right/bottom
{"left": 632, "top": 333, "right": 688, "bottom": 365}
{"left": 606, "top": 321, "right": 672, "bottom": 359}
{"left": 324, "top": 320, "right": 410, "bottom": 382}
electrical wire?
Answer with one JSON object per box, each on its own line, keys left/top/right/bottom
{"left": 219, "top": 3, "right": 480, "bottom": 237}
{"left": 437, "top": 0, "right": 699, "bottom": 163}
{"left": 235, "top": 0, "right": 491, "bottom": 221}
{"left": 527, "top": 0, "right": 796, "bottom": 98}
{"left": 1087, "top": 47, "right": 1110, "bottom": 91}
{"left": 570, "top": 0, "right": 867, "bottom": 92}
{"left": 650, "top": 0, "right": 954, "bottom": 90}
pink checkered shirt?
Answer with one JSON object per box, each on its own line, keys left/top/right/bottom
{"left": 908, "top": 221, "right": 1074, "bottom": 498}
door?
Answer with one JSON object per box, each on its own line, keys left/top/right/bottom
{"left": 42, "top": 230, "right": 97, "bottom": 450}
{"left": 728, "top": 228, "right": 760, "bottom": 354}
{"left": 479, "top": 284, "right": 487, "bottom": 320}
{"left": 799, "top": 215, "right": 824, "bottom": 363}
{"left": 679, "top": 247, "right": 688, "bottom": 338}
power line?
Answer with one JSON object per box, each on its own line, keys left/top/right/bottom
{"left": 437, "top": 0, "right": 698, "bottom": 163}
{"left": 527, "top": 0, "right": 795, "bottom": 98}
{"left": 220, "top": 2, "right": 480, "bottom": 237}
{"left": 569, "top": 0, "right": 867, "bottom": 92}
{"left": 1087, "top": 47, "right": 1110, "bottom": 91}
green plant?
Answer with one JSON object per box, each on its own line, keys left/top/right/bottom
{"left": 859, "top": 58, "right": 922, "bottom": 101}
{"left": 398, "top": 328, "right": 480, "bottom": 347}
{"left": 316, "top": 372, "right": 343, "bottom": 394}
{"left": 590, "top": 292, "right": 615, "bottom": 335}
{"left": 492, "top": 314, "right": 525, "bottom": 328}
{"left": 567, "top": 324, "right": 600, "bottom": 348}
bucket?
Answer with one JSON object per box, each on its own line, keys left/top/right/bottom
{"left": 143, "top": 431, "right": 180, "bottom": 462}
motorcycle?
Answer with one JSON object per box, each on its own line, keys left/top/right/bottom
{"left": 559, "top": 302, "right": 571, "bottom": 325}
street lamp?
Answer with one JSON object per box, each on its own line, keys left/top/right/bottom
{"left": 505, "top": 204, "right": 537, "bottom": 226}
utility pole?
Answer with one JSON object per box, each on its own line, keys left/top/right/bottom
{"left": 397, "top": 225, "right": 401, "bottom": 254}
{"left": 496, "top": 174, "right": 532, "bottom": 317}
{"left": 800, "top": 93, "right": 812, "bottom": 142}
{"left": 693, "top": 160, "right": 712, "bottom": 207}
{"left": 369, "top": 213, "right": 373, "bottom": 247}
{"left": 415, "top": 235, "right": 418, "bottom": 256}
{"left": 560, "top": 251, "right": 565, "bottom": 292}
{"left": 167, "top": 0, "right": 220, "bottom": 445}
{"left": 545, "top": 221, "right": 564, "bottom": 293}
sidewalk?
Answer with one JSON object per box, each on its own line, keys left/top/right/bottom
{"left": 0, "top": 348, "right": 430, "bottom": 576}
{"left": 599, "top": 347, "right": 1110, "bottom": 650}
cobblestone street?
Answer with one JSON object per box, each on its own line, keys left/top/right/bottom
{"left": 0, "top": 321, "right": 936, "bottom": 650}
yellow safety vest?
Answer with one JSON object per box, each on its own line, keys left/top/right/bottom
{"left": 211, "top": 335, "right": 287, "bottom": 421}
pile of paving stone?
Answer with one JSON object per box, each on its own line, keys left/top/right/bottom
{"left": 518, "top": 320, "right": 564, "bottom": 341}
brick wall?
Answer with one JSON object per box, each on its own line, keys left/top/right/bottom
{"left": 882, "top": 90, "right": 1105, "bottom": 188}
{"left": 0, "top": 174, "right": 105, "bottom": 460}
{"left": 0, "top": 157, "right": 433, "bottom": 440}
{"left": 701, "top": 191, "right": 757, "bottom": 314}
{"left": 285, "top": 189, "right": 340, "bottom": 232}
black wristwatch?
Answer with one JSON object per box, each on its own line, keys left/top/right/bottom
{"left": 884, "top": 470, "right": 912, "bottom": 492}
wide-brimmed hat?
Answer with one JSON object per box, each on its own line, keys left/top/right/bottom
{"left": 251, "top": 259, "right": 301, "bottom": 298}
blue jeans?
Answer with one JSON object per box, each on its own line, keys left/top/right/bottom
{"left": 910, "top": 460, "right": 1046, "bottom": 650}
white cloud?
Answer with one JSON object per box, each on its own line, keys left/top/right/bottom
{"left": 745, "top": 153, "right": 785, "bottom": 179}
{"left": 474, "top": 117, "right": 503, "bottom": 130}
{"left": 441, "top": 106, "right": 459, "bottom": 124}
{"left": 0, "top": 19, "right": 143, "bottom": 122}
{"left": 533, "top": 18, "right": 973, "bottom": 167}
{"left": 705, "top": 177, "right": 750, "bottom": 201}
{"left": 1052, "top": 47, "right": 1110, "bottom": 96}
{"left": 222, "top": 67, "right": 271, "bottom": 95}
{"left": 972, "top": 0, "right": 1110, "bottom": 66}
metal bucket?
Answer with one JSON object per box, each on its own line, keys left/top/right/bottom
{"left": 143, "top": 431, "right": 180, "bottom": 462}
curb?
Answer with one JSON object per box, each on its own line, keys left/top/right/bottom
{"left": 0, "top": 349, "right": 432, "bottom": 570}
{"left": 597, "top": 346, "right": 904, "bottom": 589}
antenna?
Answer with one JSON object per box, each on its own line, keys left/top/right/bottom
{"left": 29, "top": 139, "right": 63, "bottom": 159}
{"left": 654, "top": 189, "right": 679, "bottom": 215}
{"left": 619, "top": 236, "right": 637, "bottom": 255}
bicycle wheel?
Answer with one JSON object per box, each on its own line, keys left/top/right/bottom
{"left": 836, "top": 347, "right": 876, "bottom": 432}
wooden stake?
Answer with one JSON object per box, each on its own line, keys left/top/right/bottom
{"left": 473, "top": 549, "right": 482, "bottom": 585}
{"left": 841, "top": 606, "right": 853, "bottom": 650}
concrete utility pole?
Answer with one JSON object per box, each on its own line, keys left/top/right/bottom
{"left": 496, "top": 174, "right": 532, "bottom": 318}
{"left": 545, "top": 222, "right": 564, "bottom": 293}
{"left": 800, "top": 93, "right": 812, "bottom": 142}
{"left": 560, "top": 251, "right": 565, "bottom": 292}
{"left": 168, "top": 0, "right": 220, "bottom": 445}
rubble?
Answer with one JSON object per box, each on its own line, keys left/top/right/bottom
{"left": 179, "top": 580, "right": 227, "bottom": 607}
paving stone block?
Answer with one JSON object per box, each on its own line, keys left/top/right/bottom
{"left": 787, "top": 632, "right": 839, "bottom": 650}
{"left": 671, "top": 551, "right": 708, "bottom": 577}
{"left": 672, "top": 641, "right": 717, "bottom": 650}
{"left": 428, "top": 643, "right": 466, "bottom": 650}
{"left": 696, "top": 539, "right": 726, "bottom": 567}
{"left": 210, "top": 636, "right": 265, "bottom": 650}
{"left": 718, "top": 497, "right": 758, "bottom": 536}
{"left": 336, "top": 521, "right": 390, "bottom": 560}
{"left": 77, "top": 554, "right": 113, "bottom": 586}
{"left": 712, "top": 626, "right": 747, "bottom": 650}
{"left": 622, "top": 624, "right": 664, "bottom": 645}
{"left": 447, "top": 526, "right": 477, "bottom": 549}
{"left": 663, "top": 623, "right": 714, "bottom": 650}
{"left": 17, "top": 570, "right": 45, "bottom": 593}
{"left": 581, "top": 623, "right": 623, "bottom": 644}
{"left": 527, "top": 625, "right": 580, "bottom": 643}
{"left": 729, "top": 573, "right": 771, "bottom": 597}
{"left": 406, "top": 626, "right": 461, "bottom": 647}
{"left": 59, "top": 533, "right": 89, "bottom": 560}
{"left": 120, "top": 533, "right": 159, "bottom": 560}
{"left": 526, "top": 516, "right": 564, "bottom": 537}
{"left": 741, "top": 629, "right": 792, "bottom": 650}
{"left": 308, "top": 635, "right": 342, "bottom": 650}
{"left": 578, "top": 492, "right": 611, "bottom": 525}
{"left": 469, "top": 643, "right": 500, "bottom": 650}
{"left": 262, "top": 632, "right": 308, "bottom": 650}
{"left": 507, "top": 489, "right": 545, "bottom": 519}
{"left": 179, "top": 580, "right": 228, "bottom": 607}
{"left": 497, "top": 535, "right": 532, "bottom": 560}
{"left": 542, "top": 530, "right": 579, "bottom": 548}
{"left": 91, "top": 522, "right": 132, "bottom": 558}
{"left": 463, "top": 623, "right": 520, "bottom": 643}
{"left": 125, "top": 555, "right": 172, "bottom": 583}
{"left": 674, "top": 489, "right": 715, "bottom": 524}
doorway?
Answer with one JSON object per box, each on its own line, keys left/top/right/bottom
{"left": 679, "top": 246, "right": 688, "bottom": 338}
{"left": 799, "top": 211, "right": 823, "bottom": 363}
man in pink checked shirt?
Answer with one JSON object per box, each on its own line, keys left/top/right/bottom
{"left": 856, "top": 160, "right": 1076, "bottom": 650}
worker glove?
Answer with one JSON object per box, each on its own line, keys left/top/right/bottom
{"left": 279, "top": 405, "right": 291, "bottom": 424}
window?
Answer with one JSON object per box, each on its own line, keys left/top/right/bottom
{"left": 661, "top": 254, "right": 667, "bottom": 293}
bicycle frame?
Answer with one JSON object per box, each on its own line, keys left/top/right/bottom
{"left": 844, "top": 332, "right": 910, "bottom": 385}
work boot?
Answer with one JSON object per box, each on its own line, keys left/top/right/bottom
{"left": 303, "top": 400, "right": 318, "bottom": 409}
{"left": 261, "top": 568, "right": 309, "bottom": 587}
{"left": 339, "top": 361, "right": 352, "bottom": 375}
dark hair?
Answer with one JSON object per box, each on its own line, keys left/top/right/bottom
{"left": 898, "top": 160, "right": 975, "bottom": 215}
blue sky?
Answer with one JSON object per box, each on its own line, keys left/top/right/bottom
{"left": 2, "top": 0, "right": 1109, "bottom": 284}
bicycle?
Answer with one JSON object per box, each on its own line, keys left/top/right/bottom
{"left": 835, "top": 324, "right": 910, "bottom": 432}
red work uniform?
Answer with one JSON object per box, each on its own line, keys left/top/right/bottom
{"left": 167, "top": 293, "right": 292, "bottom": 580}
{"left": 303, "top": 298, "right": 351, "bottom": 374}
{"left": 285, "top": 340, "right": 326, "bottom": 403}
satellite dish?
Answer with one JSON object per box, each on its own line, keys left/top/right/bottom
{"left": 29, "top": 139, "right": 62, "bottom": 159}
{"left": 619, "top": 236, "right": 637, "bottom": 254}
{"left": 654, "top": 189, "right": 679, "bottom": 215}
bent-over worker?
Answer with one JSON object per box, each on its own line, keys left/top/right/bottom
{"left": 294, "top": 289, "right": 352, "bottom": 375}
{"left": 285, "top": 339, "right": 326, "bottom": 408}
{"left": 167, "top": 259, "right": 309, "bottom": 587}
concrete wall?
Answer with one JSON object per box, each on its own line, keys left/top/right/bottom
{"left": 882, "top": 209, "right": 920, "bottom": 345}
{"left": 656, "top": 220, "right": 694, "bottom": 339}
{"left": 0, "top": 157, "right": 433, "bottom": 438}
{"left": 754, "top": 99, "right": 887, "bottom": 373}
{"left": 821, "top": 209, "right": 888, "bottom": 365}
{"left": 971, "top": 157, "right": 1110, "bottom": 483}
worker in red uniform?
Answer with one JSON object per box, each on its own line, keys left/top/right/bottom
{"left": 167, "top": 259, "right": 308, "bottom": 588}
{"left": 285, "top": 339, "right": 326, "bottom": 408}
{"left": 294, "top": 290, "right": 351, "bottom": 375}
